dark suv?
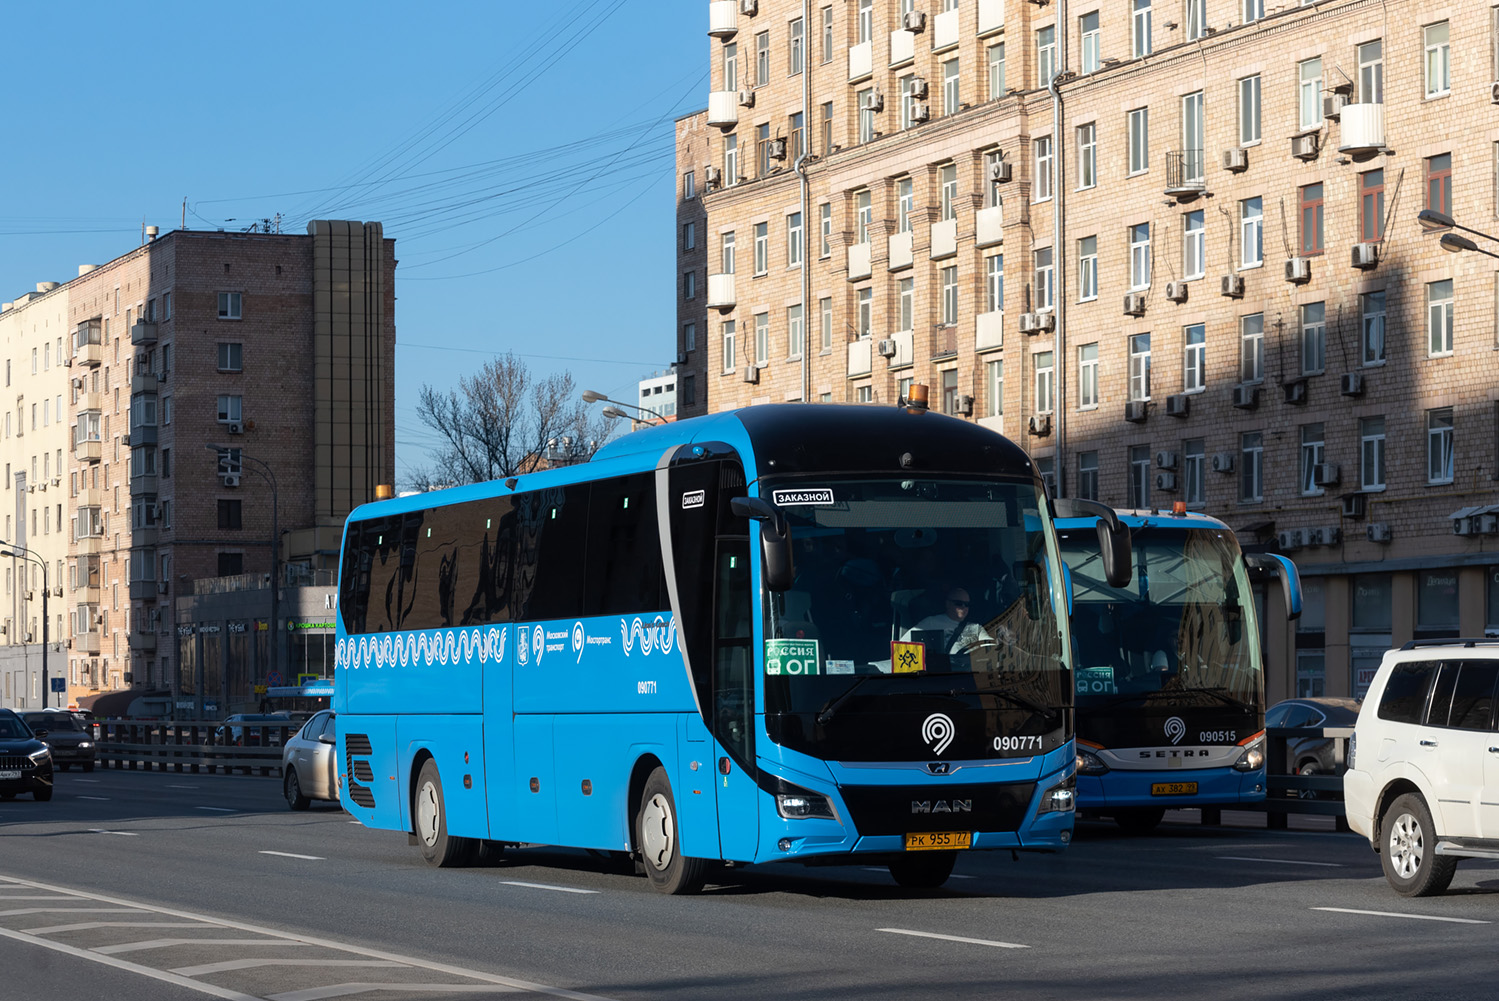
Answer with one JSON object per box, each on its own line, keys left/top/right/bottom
{"left": 0, "top": 709, "right": 54, "bottom": 801}
{"left": 20, "top": 711, "right": 96, "bottom": 772}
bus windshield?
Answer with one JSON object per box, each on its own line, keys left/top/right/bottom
{"left": 762, "top": 476, "right": 1066, "bottom": 721}
{"left": 1061, "top": 525, "right": 1261, "bottom": 710}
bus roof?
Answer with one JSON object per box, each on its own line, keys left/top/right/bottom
{"left": 1054, "top": 508, "right": 1234, "bottom": 533}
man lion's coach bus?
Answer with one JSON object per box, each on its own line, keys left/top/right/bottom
{"left": 1055, "top": 503, "right": 1301, "bottom": 833}
{"left": 335, "top": 401, "right": 1127, "bottom": 892}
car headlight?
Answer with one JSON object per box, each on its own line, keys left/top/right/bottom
{"left": 28, "top": 748, "right": 51, "bottom": 763}
{"left": 1076, "top": 747, "right": 1109, "bottom": 776}
{"left": 1038, "top": 773, "right": 1076, "bottom": 814}
{"left": 1232, "top": 732, "right": 1266, "bottom": 772}
{"left": 77, "top": 741, "right": 93, "bottom": 749}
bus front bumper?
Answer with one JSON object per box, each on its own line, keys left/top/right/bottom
{"left": 1077, "top": 767, "right": 1265, "bottom": 811}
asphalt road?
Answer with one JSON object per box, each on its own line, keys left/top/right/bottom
{"left": 2, "top": 770, "right": 1496, "bottom": 1001}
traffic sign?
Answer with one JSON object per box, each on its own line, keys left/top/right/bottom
{"left": 49, "top": 677, "right": 66, "bottom": 693}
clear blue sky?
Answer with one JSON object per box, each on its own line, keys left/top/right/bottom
{"left": 0, "top": 0, "right": 704, "bottom": 484}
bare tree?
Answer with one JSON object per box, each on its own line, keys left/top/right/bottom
{"left": 410, "top": 353, "right": 615, "bottom": 489}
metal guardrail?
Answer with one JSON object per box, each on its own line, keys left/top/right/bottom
{"left": 95, "top": 719, "right": 293, "bottom": 776}
{"left": 1262, "top": 724, "right": 1352, "bottom": 831}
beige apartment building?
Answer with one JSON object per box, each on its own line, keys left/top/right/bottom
{"left": 0, "top": 222, "right": 395, "bottom": 714}
{"left": 677, "top": 0, "right": 1499, "bottom": 701}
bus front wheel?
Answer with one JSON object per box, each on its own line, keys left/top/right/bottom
{"left": 888, "top": 851, "right": 957, "bottom": 888}
{"left": 636, "top": 767, "right": 708, "bottom": 895}
{"left": 414, "top": 760, "right": 477, "bottom": 867}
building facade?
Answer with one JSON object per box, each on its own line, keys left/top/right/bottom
{"left": 678, "top": 0, "right": 1499, "bottom": 701}
{"left": 0, "top": 221, "right": 395, "bottom": 714}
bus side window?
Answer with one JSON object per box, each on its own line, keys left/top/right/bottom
{"left": 585, "top": 473, "right": 665, "bottom": 616}
{"left": 714, "top": 541, "right": 754, "bottom": 765}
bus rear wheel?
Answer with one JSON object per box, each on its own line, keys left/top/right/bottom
{"left": 1114, "top": 808, "right": 1165, "bottom": 834}
{"left": 414, "top": 760, "right": 477, "bottom": 867}
{"left": 888, "top": 851, "right": 957, "bottom": 888}
{"left": 636, "top": 767, "right": 707, "bottom": 895}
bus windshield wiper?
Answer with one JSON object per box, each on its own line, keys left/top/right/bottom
{"left": 816, "top": 675, "right": 884, "bottom": 725}
{"left": 1185, "top": 687, "right": 1257, "bottom": 713}
{"left": 956, "top": 687, "right": 1056, "bottom": 716}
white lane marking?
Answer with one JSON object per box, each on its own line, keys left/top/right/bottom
{"left": 95, "top": 938, "right": 314, "bottom": 956}
{"left": 78, "top": 796, "right": 110, "bottom": 801}
{"left": 173, "top": 958, "right": 409, "bottom": 978}
{"left": 0, "top": 907, "right": 144, "bottom": 917}
{"left": 0, "top": 896, "right": 79, "bottom": 901}
{"left": 877, "top": 928, "right": 1029, "bottom": 949}
{"left": 0, "top": 874, "right": 617, "bottom": 1000}
{"left": 0, "top": 925, "right": 261, "bottom": 1001}
{"left": 499, "top": 880, "right": 600, "bottom": 895}
{"left": 88, "top": 829, "right": 138, "bottom": 837}
{"left": 195, "top": 806, "right": 236, "bottom": 813}
{"left": 75, "top": 779, "right": 100, "bottom": 784}
{"left": 269, "top": 985, "right": 520, "bottom": 1001}
{"left": 259, "top": 850, "right": 325, "bottom": 861}
{"left": 169, "top": 784, "right": 199, "bottom": 789}
{"left": 1216, "top": 856, "right": 1344, "bottom": 868}
{"left": 1312, "top": 906, "right": 1491, "bottom": 925}
{"left": 26, "top": 921, "right": 205, "bottom": 935}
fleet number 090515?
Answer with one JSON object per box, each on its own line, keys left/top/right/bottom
{"left": 993, "top": 735, "right": 1042, "bottom": 752}
{"left": 1198, "top": 730, "right": 1238, "bottom": 743}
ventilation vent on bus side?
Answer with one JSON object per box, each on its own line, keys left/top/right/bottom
{"left": 345, "top": 733, "right": 377, "bottom": 809}
{"left": 721, "top": 464, "right": 746, "bottom": 489}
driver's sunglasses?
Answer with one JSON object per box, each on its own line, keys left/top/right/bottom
{"left": 948, "top": 600, "right": 970, "bottom": 608}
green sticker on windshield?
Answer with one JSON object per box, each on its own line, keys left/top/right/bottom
{"left": 765, "top": 639, "right": 820, "bottom": 676}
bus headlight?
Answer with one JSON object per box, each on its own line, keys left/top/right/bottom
{"left": 774, "top": 781, "right": 837, "bottom": 820}
{"left": 1038, "top": 773, "right": 1076, "bottom": 815}
{"left": 1232, "top": 733, "right": 1266, "bottom": 772}
{"left": 1076, "top": 748, "right": 1109, "bottom": 776}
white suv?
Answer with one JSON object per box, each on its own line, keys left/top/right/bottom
{"left": 1345, "top": 640, "right": 1499, "bottom": 896}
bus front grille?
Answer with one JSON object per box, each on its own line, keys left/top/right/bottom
{"left": 838, "top": 782, "right": 1036, "bottom": 836}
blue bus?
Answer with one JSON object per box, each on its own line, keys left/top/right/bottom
{"left": 1054, "top": 504, "right": 1301, "bottom": 833}
{"left": 334, "top": 402, "right": 1121, "bottom": 892}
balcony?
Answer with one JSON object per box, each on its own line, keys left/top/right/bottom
{"left": 888, "top": 231, "right": 913, "bottom": 270}
{"left": 848, "top": 338, "right": 872, "bottom": 377}
{"left": 930, "top": 219, "right": 957, "bottom": 259}
{"left": 76, "top": 534, "right": 103, "bottom": 556}
{"left": 976, "top": 205, "right": 1004, "bottom": 247}
{"left": 130, "top": 320, "right": 157, "bottom": 345}
{"left": 79, "top": 489, "right": 103, "bottom": 509}
{"left": 78, "top": 585, "right": 101, "bottom": 605}
{"left": 707, "top": 91, "right": 739, "bottom": 129}
{"left": 1164, "top": 150, "right": 1207, "bottom": 199}
{"left": 933, "top": 7, "right": 959, "bottom": 49}
{"left": 931, "top": 324, "right": 958, "bottom": 358}
{"left": 891, "top": 330, "right": 914, "bottom": 368}
{"left": 130, "top": 473, "right": 158, "bottom": 496}
{"left": 76, "top": 342, "right": 103, "bottom": 368}
{"left": 890, "top": 28, "right": 914, "bottom": 66}
{"left": 978, "top": 0, "right": 1004, "bottom": 34}
{"left": 132, "top": 373, "right": 158, "bottom": 394}
{"left": 976, "top": 310, "right": 1004, "bottom": 351}
{"left": 129, "top": 580, "right": 159, "bottom": 602}
{"left": 80, "top": 391, "right": 101, "bottom": 412}
{"left": 128, "top": 631, "right": 158, "bottom": 652}
{"left": 1339, "top": 103, "right": 1386, "bottom": 154}
{"left": 706, "top": 273, "right": 736, "bottom": 310}
{"left": 76, "top": 631, "right": 101, "bottom": 655}
{"left": 847, "top": 241, "right": 872, "bottom": 280}
{"left": 708, "top": 0, "right": 737, "bottom": 38}
{"left": 76, "top": 439, "right": 102, "bottom": 463}
{"left": 134, "top": 524, "right": 159, "bottom": 547}
{"left": 131, "top": 424, "right": 159, "bottom": 447}
{"left": 848, "top": 40, "right": 871, "bottom": 81}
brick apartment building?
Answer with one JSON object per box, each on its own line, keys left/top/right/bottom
{"left": 0, "top": 222, "right": 394, "bottom": 713}
{"left": 676, "top": 0, "right": 1499, "bottom": 701}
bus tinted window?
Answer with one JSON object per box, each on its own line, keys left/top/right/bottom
{"left": 584, "top": 473, "right": 664, "bottom": 616}
{"left": 513, "top": 485, "right": 590, "bottom": 622}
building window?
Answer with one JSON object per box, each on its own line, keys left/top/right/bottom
{"left": 1361, "top": 290, "right": 1386, "bottom": 365}
{"left": 1180, "top": 91, "right": 1204, "bottom": 182}
{"left": 1298, "top": 57, "right": 1322, "bottom": 131}
{"left": 216, "top": 395, "right": 242, "bottom": 423}
{"left": 986, "top": 359, "right": 1004, "bottom": 417}
{"left": 1035, "top": 351, "right": 1054, "bottom": 414}
{"left": 754, "top": 313, "right": 769, "bottom": 365}
{"left": 1034, "top": 247, "right": 1054, "bottom": 311}
{"left": 788, "top": 212, "right": 803, "bottom": 266}
{"left": 1424, "top": 21, "right": 1450, "bottom": 98}
{"left": 987, "top": 42, "right": 1006, "bottom": 99}
{"left": 1243, "top": 0, "right": 1263, "bottom": 22}
{"left": 899, "top": 74, "right": 917, "bottom": 130}
{"left": 1129, "top": 223, "right": 1151, "bottom": 290}
{"left": 1185, "top": 0, "right": 1206, "bottom": 41}
{"left": 756, "top": 123, "right": 772, "bottom": 176}
{"left": 942, "top": 59, "right": 960, "bottom": 116}
{"left": 217, "top": 343, "right": 243, "bottom": 372}
{"left": 1426, "top": 153, "right": 1452, "bottom": 217}
{"left": 1183, "top": 210, "right": 1204, "bottom": 280}
{"left": 1129, "top": 445, "right": 1151, "bottom": 509}
{"left": 755, "top": 30, "right": 770, "bottom": 86}
{"left": 855, "top": 384, "right": 873, "bottom": 403}
{"left": 819, "top": 202, "right": 832, "bottom": 257}
{"left": 683, "top": 221, "right": 696, "bottom": 250}
{"left": 1240, "top": 197, "right": 1263, "bottom": 268}
{"left": 1133, "top": 0, "right": 1153, "bottom": 58}
{"left": 985, "top": 255, "right": 1004, "bottom": 313}
{"left": 787, "top": 304, "right": 804, "bottom": 359}
{"left": 1427, "top": 408, "right": 1455, "bottom": 484}
{"left": 897, "top": 177, "right": 914, "bottom": 233}
{"left": 856, "top": 0, "right": 872, "bottom": 44}
{"left": 820, "top": 297, "right": 832, "bottom": 350}
{"left": 683, "top": 322, "right": 696, "bottom": 353}
{"left": 721, "top": 231, "right": 736, "bottom": 274}
{"left": 1076, "top": 123, "right": 1096, "bottom": 190}
{"left": 1241, "top": 312, "right": 1264, "bottom": 383}
{"left": 789, "top": 17, "right": 804, "bottom": 75}
{"left": 1078, "top": 342, "right": 1098, "bottom": 409}
{"left": 855, "top": 189, "right": 872, "bottom": 243}
{"left": 723, "top": 41, "right": 738, "bottom": 91}
{"left": 858, "top": 287, "right": 873, "bottom": 337}
{"left": 217, "top": 292, "right": 242, "bottom": 320}
{"left": 940, "top": 266, "right": 958, "bottom": 326}
{"left": 1183, "top": 439, "right": 1205, "bottom": 506}
{"left": 1036, "top": 26, "right": 1056, "bottom": 86}
{"left": 1128, "top": 107, "right": 1149, "bottom": 175}
{"left": 1300, "top": 423, "right": 1326, "bottom": 495}
{"left": 217, "top": 499, "right": 243, "bottom": 531}
{"left": 941, "top": 369, "right": 960, "bottom": 415}
{"left": 1240, "top": 432, "right": 1264, "bottom": 502}
{"left": 683, "top": 171, "right": 696, "bottom": 199}
{"left": 1238, "top": 75, "right": 1260, "bottom": 145}
{"left": 821, "top": 101, "right": 833, "bottom": 154}
{"left": 1080, "top": 12, "right": 1100, "bottom": 74}
{"left": 682, "top": 373, "right": 696, "bottom": 406}
{"left": 857, "top": 88, "right": 875, "bottom": 143}
{"left": 1359, "top": 39, "right": 1384, "bottom": 104}
{"left": 1428, "top": 279, "right": 1454, "bottom": 355}
{"left": 1360, "top": 416, "right": 1386, "bottom": 490}
{"left": 1128, "top": 333, "right": 1151, "bottom": 402}
{"left": 1301, "top": 302, "right": 1326, "bottom": 375}
{"left": 1299, "top": 183, "right": 1324, "bottom": 256}
{"left": 821, "top": 5, "right": 833, "bottom": 63}
{"left": 940, "top": 163, "right": 958, "bottom": 221}
{"left": 683, "top": 271, "right": 696, "bottom": 299}
{"left": 1183, "top": 323, "right": 1205, "bottom": 393}
{"left": 898, "top": 277, "right": 915, "bottom": 332}
{"left": 1077, "top": 236, "right": 1097, "bottom": 301}
{"left": 1035, "top": 457, "right": 1056, "bottom": 498}
{"left": 1077, "top": 451, "right": 1099, "bottom": 501}
{"left": 753, "top": 223, "right": 768, "bottom": 275}
{"left": 1360, "top": 170, "right": 1385, "bottom": 243}
{"left": 723, "top": 320, "right": 737, "bottom": 374}
{"left": 789, "top": 111, "right": 805, "bottom": 161}
{"left": 724, "top": 134, "right": 739, "bottom": 184}
{"left": 1034, "top": 136, "right": 1053, "bottom": 202}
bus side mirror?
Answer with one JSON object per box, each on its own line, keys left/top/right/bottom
{"left": 1245, "top": 553, "right": 1302, "bottom": 621}
{"left": 1054, "top": 498, "right": 1132, "bottom": 589}
{"left": 730, "top": 496, "right": 796, "bottom": 592}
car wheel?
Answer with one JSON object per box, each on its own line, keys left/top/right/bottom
{"left": 57, "top": 763, "right": 70, "bottom": 772}
{"left": 413, "top": 760, "right": 477, "bottom": 867}
{"left": 33, "top": 784, "right": 52, "bottom": 802}
{"left": 1297, "top": 762, "right": 1320, "bottom": 801}
{"left": 888, "top": 850, "right": 957, "bottom": 888}
{"left": 1114, "top": 808, "right": 1166, "bottom": 834}
{"left": 284, "top": 768, "right": 311, "bottom": 811}
{"left": 1381, "top": 793, "right": 1457, "bottom": 897}
{"left": 636, "top": 767, "right": 708, "bottom": 894}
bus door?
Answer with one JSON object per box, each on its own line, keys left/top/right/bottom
{"left": 711, "top": 537, "right": 759, "bottom": 861}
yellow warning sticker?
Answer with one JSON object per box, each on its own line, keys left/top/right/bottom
{"left": 891, "top": 641, "right": 925, "bottom": 674}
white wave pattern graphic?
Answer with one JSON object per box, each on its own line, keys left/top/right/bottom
{"left": 338, "top": 625, "right": 507, "bottom": 672}
{"left": 619, "top": 616, "right": 678, "bottom": 657}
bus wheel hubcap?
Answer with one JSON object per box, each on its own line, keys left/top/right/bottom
{"left": 641, "top": 793, "right": 674, "bottom": 870}
{"left": 418, "top": 782, "right": 440, "bottom": 846}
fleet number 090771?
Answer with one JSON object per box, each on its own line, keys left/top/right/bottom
{"left": 993, "top": 735, "right": 1043, "bottom": 752}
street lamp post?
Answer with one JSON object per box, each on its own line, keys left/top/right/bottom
{"left": 1, "top": 541, "right": 49, "bottom": 708}
{"left": 1418, "top": 209, "right": 1499, "bottom": 260}
{"left": 206, "top": 445, "right": 279, "bottom": 697}
{"left": 582, "top": 389, "right": 666, "bottom": 425}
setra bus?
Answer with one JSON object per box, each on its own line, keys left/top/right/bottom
{"left": 334, "top": 400, "right": 1128, "bottom": 892}
{"left": 1054, "top": 502, "right": 1301, "bottom": 832}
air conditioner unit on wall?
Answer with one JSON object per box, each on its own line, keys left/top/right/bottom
{"left": 1211, "top": 452, "right": 1234, "bottom": 473}
{"left": 227, "top": 421, "right": 244, "bottom": 435}
{"left": 1232, "top": 384, "right": 1259, "bottom": 409}
{"left": 1156, "top": 472, "right": 1178, "bottom": 492}
{"left": 1028, "top": 414, "right": 1051, "bottom": 437}
{"left": 862, "top": 88, "right": 884, "bottom": 112}
{"left": 1291, "top": 133, "right": 1320, "bottom": 160}
{"left": 1340, "top": 372, "right": 1365, "bottom": 397}
{"left": 1283, "top": 379, "right": 1307, "bottom": 405}
{"left": 1123, "top": 293, "right": 1146, "bottom": 317}
{"left": 909, "top": 102, "right": 930, "bottom": 123}
{"left": 1285, "top": 257, "right": 1311, "bottom": 283}
{"left": 1221, "top": 274, "right": 1245, "bottom": 298}
{"left": 1165, "top": 282, "right": 1187, "bottom": 303}
{"left": 741, "top": 365, "right": 759, "bottom": 384}
{"left": 955, "top": 394, "right": 974, "bottom": 416}
{"left": 738, "top": 89, "right": 756, "bottom": 108}
{"left": 740, "top": 0, "right": 757, "bottom": 14}
{"left": 877, "top": 339, "right": 897, "bottom": 358}
{"left": 1156, "top": 451, "right": 1179, "bottom": 470}
{"left": 767, "top": 137, "right": 787, "bottom": 160}
{"left": 1222, "top": 148, "right": 1249, "bottom": 172}
{"left": 1124, "top": 401, "right": 1148, "bottom": 423}
{"left": 909, "top": 77, "right": 929, "bottom": 99}
{"left": 1165, "top": 394, "right": 1189, "bottom": 417}
{"left": 1351, "top": 242, "right": 1380, "bottom": 269}
{"left": 1312, "top": 463, "right": 1340, "bottom": 487}
{"left": 221, "top": 473, "right": 240, "bottom": 487}
{"left": 989, "top": 159, "right": 1012, "bottom": 183}
{"left": 902, "top": 9, "right": 926, "bottom": 31}
{"left": 1367, "top": 522, "right": 1392, "bottom": 543}
{"left": 1340, "top": 493, "right": 1367, "bottom": 518}
{"left": 1322, "top": 93, "right": 1347, "bottom": 121}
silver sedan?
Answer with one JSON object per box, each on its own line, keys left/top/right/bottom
{"left": 282, "top": 711, "right": 339, "bottom": 809}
